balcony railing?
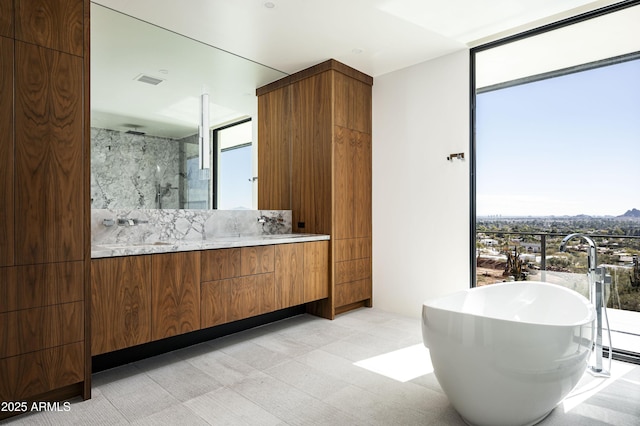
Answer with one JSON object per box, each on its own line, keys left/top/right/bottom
{"left": 476, "top": 231, "right": 640, "bottom": 358}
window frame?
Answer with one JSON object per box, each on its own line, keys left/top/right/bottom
{"left": 469, "top": 0, "right": 640, "bottom": 288}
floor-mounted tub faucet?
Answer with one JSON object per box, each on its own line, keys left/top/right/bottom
{"left": 560, "top": 233, "right": 611, "bottom": 377}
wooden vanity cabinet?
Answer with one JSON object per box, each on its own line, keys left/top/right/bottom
{"left": 90, "top": 241, "right": 327, "bottom": 355}
{"left": 201, "top": 241, "right": 329, "bottom": 328}
{"left": 201, "top": 246, "right": 275, "bottom": 328}
{"left": 91, "top": 252, "right": 200, "bottom": 354}
{"left": 258, "top": 59, "right": 372, "bottom": 319}
{"left": 91, "top": 256, "right": 152, "bottom": 356}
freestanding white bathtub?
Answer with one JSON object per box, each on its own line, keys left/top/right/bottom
{"left": 422, "top": 281, "right": 595, "bottom": 426}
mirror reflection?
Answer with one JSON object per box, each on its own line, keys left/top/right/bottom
{"left": 90, "top": 3, "right": 287, "bottom": 210}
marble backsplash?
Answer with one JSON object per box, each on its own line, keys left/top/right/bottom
{"left": 92, "top": 209, "right": 292, "bottom": 246}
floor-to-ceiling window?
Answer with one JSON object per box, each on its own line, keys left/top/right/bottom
{"left": 472, "top": 2, "right": 640, "bottom": 360}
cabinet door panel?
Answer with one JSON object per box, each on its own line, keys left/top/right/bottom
{"left": 14, "top": 41, "right": 83, "bottom": 264}
{"left": 304, "top": 241, "right": 329, "bottom": 302}
{"left": 334, "top": 126, "right": 354, "bottom": 239}
{"left": 91, "top": 256, "right": 152, "bottom": 355}
{"left": 334, "top": 72, "right": 372, "bottom": 134}
{"left": 14, "top": 0, "right": 83, "bottom": 55}
{"left": 0, "top": 302, "right": 83, "bottom": 358}
{"left": 291, "top": 73, "right": 332, "bottom": 234}
{"left": 228, "top": 273, "right": 274, "bottom": 322}
{"left": 0, "top": 262, "right": 83, "bottom": 313}
{"left": 275, "top": 243, "right": 304, "bottom": 309}
{"left": 201, "top": 248, "right": 240, "bottom": 282}
{"left": 0, "top": 0, "right": 12, "bottom": 38}
{"left": 241, "top": 245, "right": 274, "bottom": 276}
{"left": 335, "top": 258, "right": 371, "bottom": 285}
{"left": 334, "top": 238, "right": 371, "bottom": 263}
{"left": 258, "top": 85, "right": 291, "bottom": 210}
{"left": 0, "top": 37, "right": 13, "bottom": 267}
{"left": 0, "top": 342, "right": 84, "bottom": 401}
{"left": 200, "top": 278, "right": 232, "bottom": 328}
{"left": 151, "top": 252, "right": 200, "bottom": 340}
{"left": 335, "top": 279, "right": 372, "bottom": 308}
{"left": 354, "top": 132, "right": 372, "bottom": 238}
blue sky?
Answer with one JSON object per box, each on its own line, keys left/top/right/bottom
{"left": 476, "top": 58, "right": 640, "bottom": 217}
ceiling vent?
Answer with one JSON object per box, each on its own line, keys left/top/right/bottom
{"left": 125, "top": 129, "right": 146, "bottom": 135}
{"left": 134, "top": 73, "right": 164, "bottom": 86}
{"left": 123, "top": 124, "right": 146, "bottom": 135}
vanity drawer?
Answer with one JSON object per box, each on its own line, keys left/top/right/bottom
{"left": 0, "top": 262, "right": 84, "bottom": 313}
{"left": 0, "top": 342, "right": 84, "bottom": 400}
{"left": 201, "top": 248, "right": 241, "bottom": 282}
{"left": 0, "top": 301, "right": 83, "bottom": 358}
{"left": 334, "top": 237, "right": 371, "bottom": 262}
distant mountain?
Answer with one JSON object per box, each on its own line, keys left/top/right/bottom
{"left": 619, "top": 208, "right": 640, "bottom": 218}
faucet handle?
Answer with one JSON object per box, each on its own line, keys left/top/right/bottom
{"left": 596, "top": 266, "right": 612, "bottom": 285}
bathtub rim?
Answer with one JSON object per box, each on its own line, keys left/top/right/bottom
{"left": 422, "top": 281, "right": 595, "bottom": 328}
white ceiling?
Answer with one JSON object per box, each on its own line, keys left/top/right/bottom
{"left": 91, "top": 0, "right": 630, "bottom": 138}
{"left": 93, "top": 0, "right": 623, "bottom": 77}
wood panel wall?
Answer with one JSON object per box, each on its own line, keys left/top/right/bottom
{"left": 0, "top": 36, "right": 14, "bottom": 267}
{"left": 0, "top": 0, "right": 90, "bottom": 415}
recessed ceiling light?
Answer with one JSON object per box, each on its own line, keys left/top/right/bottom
{"left": 264, "top": 2, "right": 275, "bottom": 8}
{"left": 158, "top": 69, "right": 169, "bottom": 75}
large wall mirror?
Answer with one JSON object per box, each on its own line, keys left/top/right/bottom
{"left": 90, "top": 3, "right": 287, "bottom": 210}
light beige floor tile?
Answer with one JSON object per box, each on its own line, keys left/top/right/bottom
{"left": 130, "top": 403, "right": 210, "bottom": 426}
{"left": 265, "top": 359, "right": 351, "bottom": 399}
{"left": 185, "top": 386, "right": 283, "bottom": 425}
{"left": 219, "top": 340, "right": 292, "bottom": 370}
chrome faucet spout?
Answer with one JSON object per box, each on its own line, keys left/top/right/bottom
{"left": 559, "top": 233, "right": 597, "bottom": 274}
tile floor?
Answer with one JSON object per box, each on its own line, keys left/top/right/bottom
{"left": 2, "top": 308, "right": 639, "bottom": 425}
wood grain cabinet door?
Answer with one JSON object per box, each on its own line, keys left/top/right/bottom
{"left": 257, "top": 85, "right": 291, "bottom": 210}
{"left": 14, "top": 0, "right": 84, "bottom": 55}
{"left": 275, "top": 243, "right": 304, "bottom": 309}
{"left": 241, "top": 245, "right": 274, "bottom": 276}
{"left": 0, "top": 36, "right": 13, "bottom": 267}
{"left": 151, "top": 252, "right": 200, "bottom": 340}
{"left": 91, "top": 256, "right": 152, "bottom": 355}
{"left": 303, "top": 241, "right": 329, "bottom": 302}
{"left": 0, "top": 0, "right": 13, "bottom": 38}
{"left": 14, "top": 41, "right": 83, "bottom": 264}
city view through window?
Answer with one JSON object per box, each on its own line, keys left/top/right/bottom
{"left": 474, "top": 16, "right": 640, "bottom": 355}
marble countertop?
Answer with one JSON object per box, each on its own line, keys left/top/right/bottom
{"left": 91, "top": 233, "right": 330, "bottom": 258}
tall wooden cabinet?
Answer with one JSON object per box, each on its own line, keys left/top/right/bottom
{"left": 257, "top": 60, "right": 373, "bottom": 319}
{"left": 0, "top": 0, "right": 90, "bottom": 417}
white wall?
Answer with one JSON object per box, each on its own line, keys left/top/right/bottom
{"left": 372, "top": 49, "right": 471, "bottom": 318}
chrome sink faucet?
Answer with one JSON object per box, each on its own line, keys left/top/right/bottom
{"left": 560, "top": 233, "right": 611, "bottom": 377}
